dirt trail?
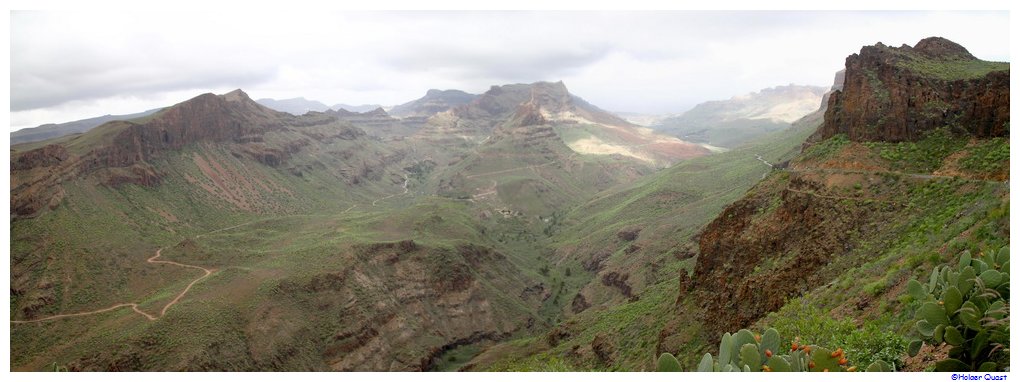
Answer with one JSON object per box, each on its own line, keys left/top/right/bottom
{"left": 471, "top": 180, "right": 499, "bottom": 199}
{"left": 371, "top": 173, "right": 410, "bottom": 206}
{"left": 12, "top": 248, "right": 212, "bottom": 324}
{"left": 13, "top": 202, "right": 364, "bottom": 325}
{"left": 146, "top": 249, "right": 214, "bottom": 316}
{"left": 755, "top": 154, "right": 774, "bottom": 179}
{"left": 10, "top": 303, "right": 157, "bottom": 323}
{"left": 788, "top": 167, "right": 1006, "bottom": 185}
{"left": 464, "top": 160, "right": 557, "bottom": 179}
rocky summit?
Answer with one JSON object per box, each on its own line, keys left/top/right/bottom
{"left": 819, "top": 37, "right": 1009, "bottom": 142}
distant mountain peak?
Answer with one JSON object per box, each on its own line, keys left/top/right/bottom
{"left": 389, "top": 89, "right": 478, "bottom": 117}
{"left": 221, "top": 89, "right": 250, "bottom": 102}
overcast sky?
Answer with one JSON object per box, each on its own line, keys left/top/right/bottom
{"left": 10, "top": 10, "right": 1010, "bottom": 131}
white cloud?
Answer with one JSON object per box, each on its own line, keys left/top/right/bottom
{"left": 10, "top": 10, "right": 1010, "bottom": 130}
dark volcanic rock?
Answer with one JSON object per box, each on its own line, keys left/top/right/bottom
{"left": 684, "top": 174, "right": 891, "bottom": 338}
{"left": 818, "top": 37, "right": 1009, "bottom": 142}
{"left": 571, "top": 293, "right": 591, "bottom": 314}
{"left": 12, "top": 144, "right": 68, "bottom": 170}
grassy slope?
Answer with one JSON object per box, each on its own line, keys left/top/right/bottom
{"left": 467, "top": 113, "right": 1009, "bottom": 372}
{"left": 658, "top": 118, "right": 791, "bottom": 148}
{"left": 465, "top": 111, "right": 822, "bottom": 371}
{"left": 879, "top": 44, "right": 1011, "bottom": 80}
{"left": 11, "top": 91, "right": 1008, "bottom": 372}
{"left": 11, "top": 123, "right": 576, "bottom": 370}
{"left": 746, "top": 131, "right": 1009, "bottom": 370}
{"left": 11, "top": 178, "right": 554, "bottom": 370}
{"left": 655, "top": 129, "right": 1009, "bottom": 370}
{"left": 428, "top": 123, "right": 656, "bottom": 217}
{"left": 9, "top": 125, "right": 412, "bottom": 368}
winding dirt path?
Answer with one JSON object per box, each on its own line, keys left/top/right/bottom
{"left": 12, "top": 248, "right": 213, "bottom": 324}
{"left": 10, "top": 303, "right": 156, "bottom": 323}
{"left": 371, "top": 173, "right": 410, "bottom": 206}
{"left": 464, "top": 160, "right": 557, "bottom": 179}
{"left": 786, "top": 167, "right": 1005, "bottom": 184}
{"left": 12, "top": 201, "right": 364, "bottom": 325}
{"left": 146, "top": 249, "right": 214, "bottom": 316}
{"left": 755, "top": 154, "right": 774, "bottom": 179}
{"left": 471, "top": 180, "right": 499, "bottom": 199}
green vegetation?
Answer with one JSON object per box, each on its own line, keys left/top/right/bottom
{"left": 865, "top": 128, "right": 967, "bottom": 172}
{"left": 874, "top": 43, "right": 1010, "bottom": 81}
{"left": 657, "top": 328, "right": 892, "bottom": 372}
{"left": 470, "top": 111, "right": 822, "bottom": 371}
{"left": 801, "top": 133, "right": 849, "bottom": 161}
{"left": 10, "top": 72, "right": 1009, "bottom": 372}
{"left": 959, "top": 137, "right": 1009, "bottom": 173}
{"left": 896, "top": 58, "right": 1009, "bottom": 81}
{"left": 760, "top": 299, "right": 906, "bottom": 369}
{"left": 905, "top": 246, "right": 1010, "bottom": 372}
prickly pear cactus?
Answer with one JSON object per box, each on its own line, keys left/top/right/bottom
{"left": 658, "top": 327, "right": 890, "bottom": 372}
{"left": 656, "top": 353, "right": 683, "bottom": 372}
{"left": 906, "top": 247, "right": 1010, "bottom": 372}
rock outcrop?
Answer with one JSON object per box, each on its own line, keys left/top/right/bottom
{"left": 818, "top": 37, "right": 1009, "bottom": 142}
{"left": 12, "top": 144, "right": 69, "bottom": 170}
{"left": 671, "top": 37, "right": 1011, "bottom": 344}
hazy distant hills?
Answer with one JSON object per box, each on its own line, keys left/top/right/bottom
{"left": 654, "top": 84, "right": 828, "bottom": 148}
{"left": 254, "top": 97, "right": 386, "bottom": 115}
{"left": 254, "top": 97, "right": 330, "bottom": 114}
{"left": 421, "top": 81, "right": 711, "bottom": 219}
{"left": 11, "top": 86, "right": 821, "bottom": 149}
{"left": 10, "top": 108, "right": 162, "bottom": 145}
{"left": 330, "top": 103, "right": 385, "bottom": 113}
{"left": 615, "top": 112, "right": 675, "bottom": 127}
{"left": 389, "top": 89, "right": 479, "bottom": 118}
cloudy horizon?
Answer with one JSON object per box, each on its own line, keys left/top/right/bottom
{"left": 10, "top": 10, "right": 1010, "bottom": 131}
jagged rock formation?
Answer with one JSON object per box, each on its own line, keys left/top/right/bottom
{"left": 666, "top": 36, "right": 1011, "bottom": 347}
{"left": 819, "top": 37, "right": 1009, "bottom": 142}
{"left": 818, "top": 70, "right": 846, "bottom": 107}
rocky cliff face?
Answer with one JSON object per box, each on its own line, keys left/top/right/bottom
{"left": 819, "top": 37, "right": 1009, "bottom": 142}
{"left": 88, "top": 90, "right": 287, "bottom": 169}
{"left": 663, "top": 36, "right": 1011, "bottom": 349}
{"left": 679, "top": 171, "right": 894, "bottom": 337}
